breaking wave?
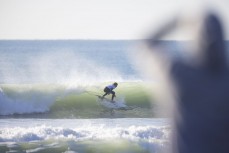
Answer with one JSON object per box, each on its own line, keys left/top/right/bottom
{"left": 0, "top": 82, "right": 151, "bottom": 118}
{"left": 0, "top": 119, "right": 170, "bottom": 143}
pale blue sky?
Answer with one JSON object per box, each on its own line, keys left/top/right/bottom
{"left": 0, "top": 0, "right": 228, "bottom": 40}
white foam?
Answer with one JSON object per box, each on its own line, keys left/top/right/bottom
{"left": 0, "top": 119, "right": 170, "bottom": 153}
{"left": 0, "top": 119, "right": 170, "bottom": 143}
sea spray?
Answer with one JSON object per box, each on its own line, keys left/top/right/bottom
{"left": 62, "top": 86, "right": 85, "bottom": 98}
{"left": 0, "top": 48, "right": 124, "bottom": 85}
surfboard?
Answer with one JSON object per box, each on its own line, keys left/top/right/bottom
{"left": 97, "top": 95, "right": 115, "bottom": 103}
{"left": 84, "top": 91, "right": 138, "bottom": 110}
{"left": 96, "top": 95, "right": 136, "bottom": 110}
{"left": 96, "top": 95, "right": 119, "bottom": 109}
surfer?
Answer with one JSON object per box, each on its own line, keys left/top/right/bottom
{"left": 102, "top": 82, "right": 118, "bottom": 102}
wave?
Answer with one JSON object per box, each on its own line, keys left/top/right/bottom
{"left": 0, "top": 82, "right": 153, "bottom": 118}
{"left": 0, "top": 118, "right": 170, "bottom": 153}
{"left": 0, "top": 86, "right": 58, "bottom": 115}
{"left": 0, "top": 122, "right": 169, "bottom": 143}
{"left": 0, "top": 85, "right": 84, "bottom": 116}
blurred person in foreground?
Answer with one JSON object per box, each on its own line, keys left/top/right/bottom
{"left": 146, "top": 12, "right": 229, "bottom": 153}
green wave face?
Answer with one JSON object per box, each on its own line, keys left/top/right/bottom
{"left": 0, "top": 82, "right": 157, "bottom": 118}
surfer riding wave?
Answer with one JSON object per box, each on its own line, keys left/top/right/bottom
{"left": 102, "top": 82, "right": 118, "bottom": 102}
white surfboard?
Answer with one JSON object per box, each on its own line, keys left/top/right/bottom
{"left": 97, "top": 95, "right": 128, "bottom": 109}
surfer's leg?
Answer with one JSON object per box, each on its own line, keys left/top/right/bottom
{"left": 103, "top": 87, "right": 111, "bottom": 98}
{"left": 111, "top": 91, "right": 115, "bottom": 101}
{"left": 102, "top": 92, "right": 108, "bottom": 97}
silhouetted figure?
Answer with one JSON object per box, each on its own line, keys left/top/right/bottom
{"left": 147, "top": 12, "right": 229, "bottom": 153}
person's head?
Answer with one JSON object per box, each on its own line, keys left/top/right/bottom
{"left": 113, "top": 82, "right": 118, "bottom": 87}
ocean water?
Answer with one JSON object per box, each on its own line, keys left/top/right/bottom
{"left": 0, "top": 40, "right": 172, "bottom": 153}
{"left": 1, "top": 40, "right": 229, "bottom": 153}
{"left": 1, "top": 40, "right": 213, "bottom": 152}
{"left": 0, "top": 40, "right": 155, "bottom": 118}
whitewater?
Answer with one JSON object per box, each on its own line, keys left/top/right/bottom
{"left": 0, "top": 118, "right": 170, "bottom": 153}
